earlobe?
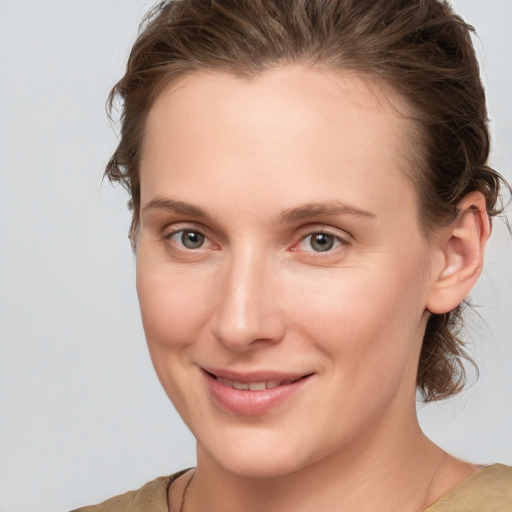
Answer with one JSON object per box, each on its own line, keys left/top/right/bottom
{"left": 427, "top": 191, "right": 491, "bottom": 315}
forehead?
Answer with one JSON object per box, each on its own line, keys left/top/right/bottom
{"left": 143, "top": 65, "right": 411, "bottom": 156}
{"left": 140, "top": 65, "right": 418, "bottom": 221}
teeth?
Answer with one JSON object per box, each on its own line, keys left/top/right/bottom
{"left": 215, "top": 376, "right": 288, "bottom": 390}
{"left": 248, "top": 381, "right": 266, "bottom": 391}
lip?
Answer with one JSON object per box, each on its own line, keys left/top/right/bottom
{"left": 201, "top": 367, "right": 314, "bottom": 416}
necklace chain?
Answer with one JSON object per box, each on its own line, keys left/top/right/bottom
{"left": 178, "top": 470, "right": 195, "bottom": 512}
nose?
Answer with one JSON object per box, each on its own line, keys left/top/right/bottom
{"left": 210, "top": 247, "right": 285, "bottom": 351}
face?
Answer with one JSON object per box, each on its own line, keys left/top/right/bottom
{"left": 137, "top": 66, "right": 437, "bottom": 478}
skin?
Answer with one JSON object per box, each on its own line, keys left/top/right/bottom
{"left": 136, "top": 65, "right": 489, "bottom": 511}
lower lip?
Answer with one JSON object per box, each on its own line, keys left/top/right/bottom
{"left": 203, "top": 371, "right": 312, "bottom": 416}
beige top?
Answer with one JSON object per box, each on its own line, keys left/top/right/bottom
{"left": 424, "top": 464, "right": 512, "bottom": 512}
{"left": 71, "top": 464, "right": 512, "bottom": 512}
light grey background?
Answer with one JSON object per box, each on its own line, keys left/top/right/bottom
{"left": 0, "top": 1, "right": 510, "bottom": 511}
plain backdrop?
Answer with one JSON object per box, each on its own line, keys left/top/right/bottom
{"left": 0, "top": 1, "right": 511, "bottom": 511}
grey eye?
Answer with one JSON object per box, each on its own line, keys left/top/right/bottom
{"left": 308, "top": 233, "right": 336, "bottom": 252}
{"left": 180, "top": 230, "right": 205, "bottom": 249}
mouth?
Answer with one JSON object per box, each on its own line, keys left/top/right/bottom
{"left": 201, "top": 368, "right": 314, "bottom": 416}
{"left": 203, "top": 369, "right": 311, "bottom": 390}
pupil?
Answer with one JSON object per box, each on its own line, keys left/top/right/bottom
{"left": 311, "top": 233, "right": 334, "bottom": 252}
{"left": 182, "top": 231, "right": 204, "bottom": 249}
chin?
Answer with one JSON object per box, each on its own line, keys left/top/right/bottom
{"left": 214, "top": 450, "right": 308, "bottom": 479}
{"left": 197, "top": 425, "right": 324, "bottom": 480}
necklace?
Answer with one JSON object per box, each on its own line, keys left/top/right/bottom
{"left": 178, "top": 470, "right": 195, "bottom": 512}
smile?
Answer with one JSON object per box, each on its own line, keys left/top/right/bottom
{"left": 216, "top": 376, "right": 302, "bottom": 391}
{"left": 202, "top": 368, "right": 313, "bottom": 416}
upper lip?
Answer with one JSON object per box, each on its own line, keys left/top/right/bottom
{"left": 201, "top": 367, "right": 313, "bottom": 384}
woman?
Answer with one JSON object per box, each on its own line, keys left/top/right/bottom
{"left": 74, "top": 0, "right": 511, "bottom": 510}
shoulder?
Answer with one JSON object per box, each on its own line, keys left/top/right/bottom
{"left": 69, "top": 470, "right": 190, "bottom": 512}
{"left": 425, "top": 464, "right": 512, "bottom": 512}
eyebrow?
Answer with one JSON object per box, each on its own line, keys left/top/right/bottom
{"left": 278, "top": 201, "right": 375, "bottom": 223}
{"left": 142, "top": 197, "right": 374, "bottom": 223}
{"left": 142, "top": 197, "right": 208, "bottom": 218}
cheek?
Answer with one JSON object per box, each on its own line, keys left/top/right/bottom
{"left": 291, "top": 261, "right": 429, "bottom": 374}
{"left": 136, "top": 258, "right": 214, "bottom": 350}
{"left": 135, "top": 258, "right": 216, "bottom": 413}
{"left": 293, "top": 275, "right": 427, "bottom": 428}
{"left": 295, "top": 268, "right": 420, "bottom": 333}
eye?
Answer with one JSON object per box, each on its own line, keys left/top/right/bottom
{"left": 297, "top": 232, "right": 343, "bottom": 253}
{"left": 166, "top": 229, "right": 207, "bottom": 250}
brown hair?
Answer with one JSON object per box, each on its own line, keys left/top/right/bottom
{"left": 106, "top": 0, "right": 508, "bottom": 401}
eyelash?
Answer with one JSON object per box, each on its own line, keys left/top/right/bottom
{"left": 162, "top": 226, "right": 348, "bottom": 255}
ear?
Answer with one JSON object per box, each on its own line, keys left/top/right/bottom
{"left": 426, "top": 191, "right": 491, "bottom": 315}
